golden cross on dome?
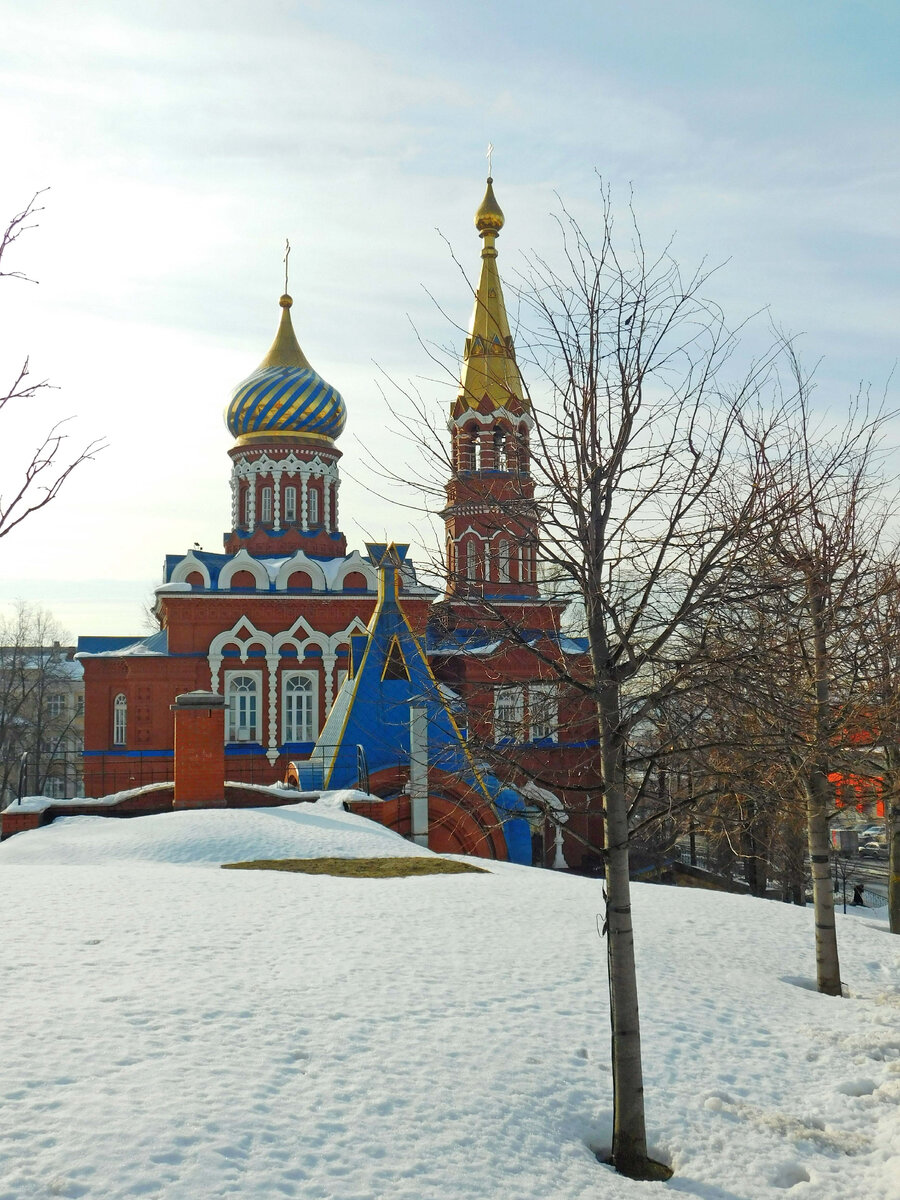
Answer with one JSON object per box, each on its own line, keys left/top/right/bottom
{"left": 486, "top": 142, "right": 494, "bottom": 177}
{"left": 283, "top": 238, "right": 291, "bottom": 294}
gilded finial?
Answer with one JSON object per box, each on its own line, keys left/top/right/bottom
{"left": 475, "top": 175, "right": 504, "bottom": 237}
{"left": 283, "top": 238, "right": 291, "bottom": 294}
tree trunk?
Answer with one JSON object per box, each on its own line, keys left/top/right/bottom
{"left": 885, "top": 747, "right": 900, "bottom": 935}
{"left": 597, "top": 678, "right": 650, "bottom": 1177}
{"left": 742, "top": 805, "right": 768, "bottom": 898}
{"left": 804, "top": 767, "right": 842, "bottom": 994}
{"left": 806, "top": 575, "right": 842, "bottom": 995}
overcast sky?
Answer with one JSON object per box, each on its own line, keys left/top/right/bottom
{"left": 0, "top": 0, "right": 897, "bottom": 637}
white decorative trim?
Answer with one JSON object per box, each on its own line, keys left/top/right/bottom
{"left": 169, "top": 550, "right": 211, "bottom": 588}
{"left": 208, "top": 615, "right": 369, "bottom": 744}
{"left": 274, "top": 551, "right": 328, "bottom": 592}
{"left": 330, "top": 550, "right": 377, "bottom": 592}
{"left": 449, "top": 409, "right": 533, "bottom": 430}
{"left": 218, "top": 548, "right": 270, "bottom": 591}
{"left": 266, "top": 651, "right": 280, "bottom": 760}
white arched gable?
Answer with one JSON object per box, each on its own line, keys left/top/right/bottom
{"left": 169, "top": 550, "right": 211, "bottom": 588}
{"left": 330, "top": 551, "right": 377, "bottom": 592}
{"left": 457, "top": 525, "right": 489, "bottom": 543}
{"left": 217, "top": 549, "right": 270, "bottom": 591}
{"left": 275, "top": 551, "right": 328, "bottom": 592}
{"left": 328, "top": 616, "right": 370, "bottom": 654}
{"left": 273, "top": 614, "right": 329, "bottom": 660}
{"left": 208, "top": 616, "right": 274, "bottom": 694}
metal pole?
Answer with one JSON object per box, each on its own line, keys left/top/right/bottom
{"left": 409, "top": 706, "right": 429, "bottom": 847}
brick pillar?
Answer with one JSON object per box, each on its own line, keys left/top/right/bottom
{"left": 171, "top": 691, "right": 227, "bottom": 809}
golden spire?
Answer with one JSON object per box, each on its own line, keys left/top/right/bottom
{"left": 258, "top": 293, "right": 312, "bottom": 371}
{"left": 457, "top": 176, "right": 525, "bottom": 414}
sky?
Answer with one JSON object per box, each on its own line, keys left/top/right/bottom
{"left": 0, "top": 0, "right": 897, "bottom": 637}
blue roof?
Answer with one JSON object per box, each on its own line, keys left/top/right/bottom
{"left": 76, "top": 630, "right": 169, "bottom": 659}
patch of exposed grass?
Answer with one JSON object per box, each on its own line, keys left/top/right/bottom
{"left": 221, "top": 856, "right": 488, "bottom": 878}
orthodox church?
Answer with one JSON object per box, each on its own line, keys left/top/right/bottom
{"left": 75, "top": 179, "right": 600, "bottom": 865}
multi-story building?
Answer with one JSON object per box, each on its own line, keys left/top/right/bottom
{"left": 0, "top": 642, "right": 84, "bottom": 805}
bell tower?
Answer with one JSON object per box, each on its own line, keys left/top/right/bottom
{"left": 442, "top": 178, "right": 539, "bottom": 600}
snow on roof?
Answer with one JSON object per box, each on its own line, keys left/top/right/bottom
{"left": 77, "top": 630, "right": 169, "bottom": 659}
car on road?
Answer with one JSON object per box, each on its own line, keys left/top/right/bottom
{"left": 858, "top": 840, "right": 888, "bottom": 860}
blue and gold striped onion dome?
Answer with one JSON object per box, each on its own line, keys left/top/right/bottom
{"left": 225, "top": 294, "right": 346, "bottom": 443}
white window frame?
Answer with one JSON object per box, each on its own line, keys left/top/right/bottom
{"left": 528, "top": 683, "right": 558, "bottom": 742}
{"left": 260, "top": 486, "right": 273, "bottom": 523}
{"left": 225, "top": 672, "right": 261, "bottom": 743}
{"left": 308, "top": 486, "right": 319, "bottom": 527}
{"left": 46, "top": 776, "right": 66, "bottom": 799}
{"left": 494, "top": 685, "right": 525, "bottom": 742}
{"left": 284, "top": 485, "right": 297, "bottom": 523}
{"left": 281, "top": 670, "right": 318, "bottom": 743}
{"left": 113, "top": 693, "right": 127, "bottom": 745}
{"left": 466, "top": 538, "right": 478, "bottom": 583}
{"left": 497, "top": 539, "right": 510, "bottom": 584}
{"left": 48, "top": 693, "right": 65, "bottom": 718}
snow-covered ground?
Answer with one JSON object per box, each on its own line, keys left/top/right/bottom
{"left": 0, "top": 802, "right": 897, "bottom": 1199}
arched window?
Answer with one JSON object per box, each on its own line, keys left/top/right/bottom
{"left": 113, "top": 693, "right": 127, "bottom": 746}
{"left": 308, "top": 486, "right": 319, "bottom": 527}
{"left": 517, "top": 425, "right": 530, "bottom": 473}
{"left": 227, "top": 674, "right": 259, "bottom": 743}
{"left": 466, "top": 538, "right": 478, "bottom": 583}
{"left": 494, "top": 429, "right": 508, "bottom": 471}
{"left": 498, "top": 539, "right": 511, "bottom": 583}
{"left": 284, "top": 485, "right": 297, "bottom": 523}
{"left": 283, "top": 673, "right": 315, "bottom": 743}
{"left": 260, "top": 486, "right": 273, "bottom": 523}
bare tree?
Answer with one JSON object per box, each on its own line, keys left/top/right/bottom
{"left": 507, "top": 203, "right": 807, "bottom": 1178}
{"left": 0, "top": 192, "right": 103, "bottom": 539}
{"left": 378, "top": 191, "right": 807, "bottom": 1180}
{"left": 0, "top": 602, "right": 83, "bottom": 806}
{"left": 746, "top": 355, "right": 896, "bottom": 989}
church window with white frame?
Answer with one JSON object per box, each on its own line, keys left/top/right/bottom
{"left": 282, "top": 672, "right": 316, "bottom": 743}
{"left": 113, "top": 693, "right": 127, "bottom": 745}
{"left": 284, "top": 485, "right": 297, "bottom": 523}
{"left": 528, "top": 683, "right": 558, "bottom": 742}
{"left": 308, "top": 486, "right": 319, "bottom": 527}
{"left": 494, "top": 685, "right": 525, "bottom": 741}
{"left": 466, "top": 538, "right": 478, "bottom": 583}
{"left": 497, "top": 539, "right": 511, "bottom": 583}
{"left": 260, "top": 486, "right": 273, "bottom": 523}
{"left": 226, "top": 673, "right": 260, "bottom": 742}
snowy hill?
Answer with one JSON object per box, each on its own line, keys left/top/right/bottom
{"left": 0, "top": 803, "right": 897, "bottom": 1199}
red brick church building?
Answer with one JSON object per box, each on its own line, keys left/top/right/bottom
{"left": 76, "top": 179, "right": 601, "bottom": 864}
